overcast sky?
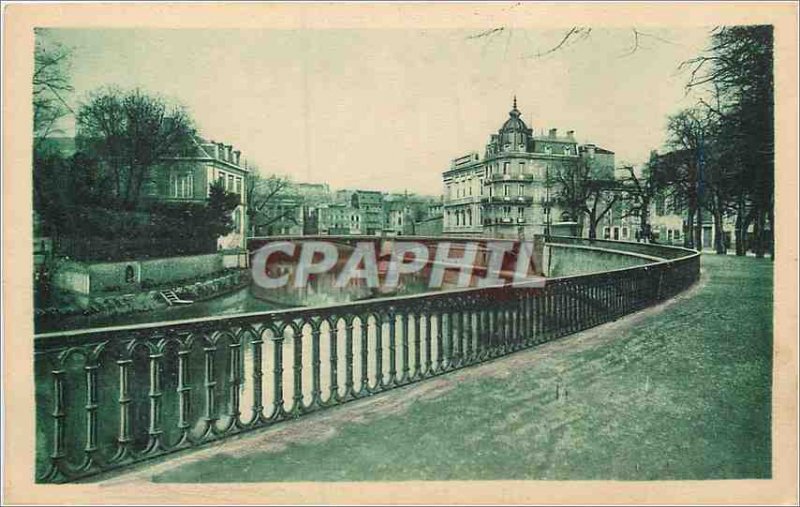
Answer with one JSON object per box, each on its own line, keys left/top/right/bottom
{"left": 40, "top": 27, "right": 711, "bottom": 195}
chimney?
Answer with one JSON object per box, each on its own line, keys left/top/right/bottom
{"left": 566, "top": 130, "right": 575, "bottom": 140}
{"left": 549, "top": 128, "right": 557, "bottom": 139}
{"left": 217, "top": 142, "right": 225, "bottom": 159}
{"left": 226, "top": 145, "right": 233, "bottom": 162}
{"left": 234, "top": 150, "right": 241, "bottom": 166}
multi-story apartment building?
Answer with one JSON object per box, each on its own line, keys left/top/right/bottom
{"left": 335, "top": 189, "right": 384, "bottom": 235}
{"left": 317, "top": 203, "right": 364, "bottom": 235}
{"left": 443, "top": 98, "right": 613, "bottom": 239}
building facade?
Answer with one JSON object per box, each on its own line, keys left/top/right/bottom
{"left": 150, "top": 137, "right": 249, "bottom": 249}
{"left": 443, "top": 99, "right": 613, "bottom": 239}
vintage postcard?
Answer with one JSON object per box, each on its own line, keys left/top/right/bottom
{"left": 2, "top": 2, "right": 798, "bottom": 505}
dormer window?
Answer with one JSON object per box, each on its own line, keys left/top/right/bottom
{"left": 563, "top": 146, "right": 572, "bottom": 155}
{"left": 544, "top": 146, "right": 552, "bottom": 155}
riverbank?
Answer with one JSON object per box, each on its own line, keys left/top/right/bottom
{"left": 34, "top": 269, "right": 256, "bottom": 333}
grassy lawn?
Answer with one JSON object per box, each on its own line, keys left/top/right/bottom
{"left": 152, "top": 254, "right": 773, "bottom": 482}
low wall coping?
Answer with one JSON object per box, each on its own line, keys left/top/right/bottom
{"left": 546, "top": 242, "right": 665, "bottom": 263}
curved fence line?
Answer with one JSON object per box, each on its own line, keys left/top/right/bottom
{"left": 33, "top": 237, "right": 700, "bottom": 483}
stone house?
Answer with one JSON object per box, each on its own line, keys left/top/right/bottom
{"left": 146, "top": 137, "right": 249, "bottom": 249}
{"left": 442, "top": 98, "right": 614, "bottom": 239}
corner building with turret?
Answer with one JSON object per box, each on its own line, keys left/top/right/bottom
{"left": 442, "top": 98, "right": 614, "bottom": 238}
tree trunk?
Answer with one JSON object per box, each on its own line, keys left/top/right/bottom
{"left": 734, "top": 195, "right": 746, "bottom": 256}
{"left": 713, "top": 208, "right": 726, "bottom": 254}
{"left": 685, "top": 207, "right": 695, "bottom": 249}
{"left": 754, "top": 207, "right": 766, "bottom": 258}
{"left": 640, "top": 201, "right": 650, "bottom": 243}
{"left": 694, "top": 206, "right": 703, "bottom": 251}
{"left": 735, "top": 211, "right": 745, "bottom": 256}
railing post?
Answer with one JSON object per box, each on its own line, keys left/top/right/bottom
{"left": 115, "top": 358, "right": 132, "bottom": 459}
{"left": 203, "top": 345, "right": 217, "bottom": 427}
{"left": 291, "top": 332, "right": 304, "bottom": 416}
{"left": 413, "top": 312, "right": 421, "bottom": 379}
{"left": 359, "top": 317, "right": 369, "bottom": 394}
{"left": 84, "top": 362, "right": 99, "bottom": 466}
{"left": 450, "top": 310, "right": 460, "bottom": 368}
{"left": 311, "top": 323, "right": 322, "bottom": 407}
{"left": 50, "top": 368, "right": 66, "bottom": 473}
{"left": 228, "top": 341, "right": 242, "bottom": 425}
{"left": 147, "top": 351, "right": 163, "bottom": 452}
{"left": 271, "top": 334, "right": 285, "bottom": 419}
{"left": 176, "top": 349, "right": 191, "bottom": 439}
{"left": 401, "top": 312, "right": 410, "bottom": 382}
{"left": 464, "top": 310, "right": 473, "bottom": 363}
{"left": 374, "top": 314, "right": 384, "bottom": 389}
{"left": 424, "top": 314, "right": 433, "bottom": 375}
{"left": 329, "top": 319, "right": 340, "bottom": 403}
{"left": 344, "top": 317, "right": 355, "bottom": 398}
{"left": 387, "top": 311, "right": 397, "bottom": 384}
{"left": 250, "top": 336, "right": 264, "bottom": 424}
{"left": 435, "top": 312, "right": 444, "bottom": 372}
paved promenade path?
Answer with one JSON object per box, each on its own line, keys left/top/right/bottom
{"left": 99, "top": 255, "right": 772, "bottom": 483}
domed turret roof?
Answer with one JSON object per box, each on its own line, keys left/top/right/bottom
{"left": 499, "top": 96, "right": 530, "bottom": 133}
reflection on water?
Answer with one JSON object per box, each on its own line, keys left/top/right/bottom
{"left": 35, "top": 286, "right": 287, "bottom": 334}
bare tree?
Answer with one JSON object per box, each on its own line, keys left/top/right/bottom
{"left": 76, "top": 87, "right": 195, "bottom": 209}
{"left": 554, "top": 159, "right": 620, "bottom": 239}
{"left": 619, "top": 159, "right": 661, "bottom": 243}
{"left": 680, "top": 26, "right": 774, "bottom": 258}
{"left": 467, "top": 25, "right": 671, "bottom": 59}
{"left": 33, "top": 34, "right": 73, "bottom": 145}
{"left": 245, "top": 172, "right": 302, "bottom": 236}
{"left": 662, "top": 107, "right": 716, "bottom": 249}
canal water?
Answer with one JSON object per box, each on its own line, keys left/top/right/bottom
{"left": 35, "top": 286, "right": 287, "bottom": 334}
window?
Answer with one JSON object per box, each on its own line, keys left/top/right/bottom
{"left": 504, "top": 184, "right": 510, "bottom": 196}
{"left": 503, "top": 206, "right": 511, "bottom": 217}
{"left": 125, "top": 265, "right": 136, "bottom": 284}
{"left": 235, "top": 177, "right": 242, "bottom": 195}
{"left": 467, "top": 209, "right": 472, "bottom": 226}
{"left": 563, "top": 146, "right": 572, "bottom": 155}
{"left": 171, "top": 172, "right": 194, "bottom": 198}
{"left": 228, "top": 174, "right": 235, "bottom": 191}
{"left": 623, "top": 227, "right": 629, "bottom": 239}
{"left": 518, "top": 184, "right": 524, "bottom": 196}
{"left": 503, "top": 162, "right": 509, "bottom": 175}
{"left": 519, "top": 161, "right": 525, "bottom": 173}
{"left": 544, "top": 146, "right": 552, "bottom": 155}
{"left": 518, "top": 207, "right": 524, "bottom": 217}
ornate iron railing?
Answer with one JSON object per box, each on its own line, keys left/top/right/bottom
{"left": 34, "top": 237, "right": 700, "bottom": 483}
